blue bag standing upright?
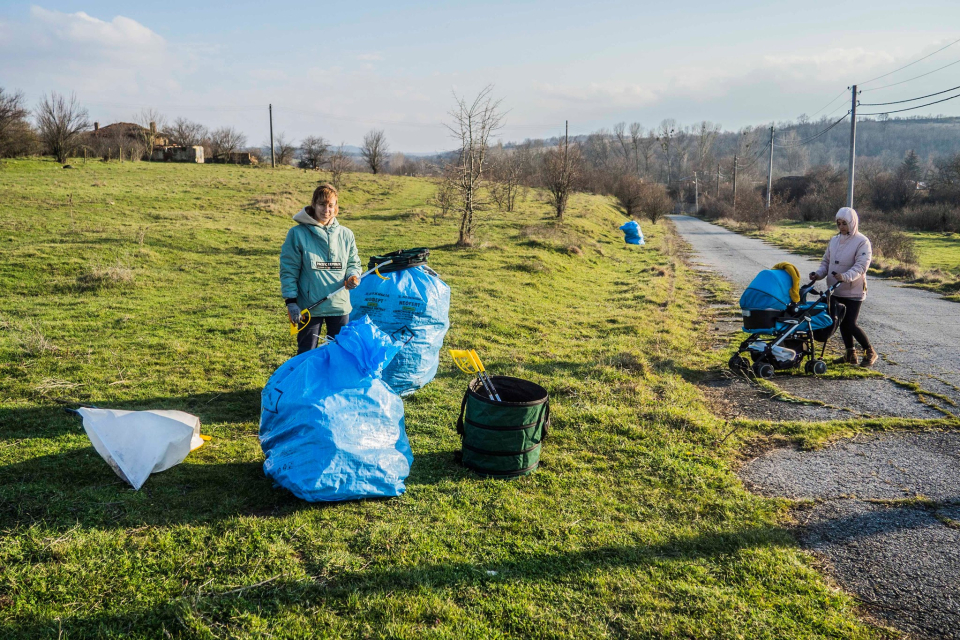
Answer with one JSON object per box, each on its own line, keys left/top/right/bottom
{"left": 259, "top": 316, "right": 413, "bottom": 502}
{"left": 619, "top": 220, "right": 645, "bottom": 245}
{"left": 350, "top": 250, "right": 450, "bottom": 397}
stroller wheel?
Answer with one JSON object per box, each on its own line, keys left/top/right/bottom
{"left": 804, "top": 360, "right": 815, "bottom": 374}
{"left": 729, "top": 354, "right": 750, "bottom": 372}
{"left": 753, "top": 362, "right": 775, "bottom": 379}
{"left": 812, "top": 360, "right": 827, "bottom": 375}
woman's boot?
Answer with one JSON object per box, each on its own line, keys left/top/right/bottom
{"left": 834, "top": 348, "right": 857, "bottom": 365}
{"left": 861, "top": 347, "right": 879, "bottom": 367}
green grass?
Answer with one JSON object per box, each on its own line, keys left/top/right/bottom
{"left": 720, "top": 219, "right": 960, "bottom": 301}
{"left": 0, "top": 158, "right": 931, "bottom": 638}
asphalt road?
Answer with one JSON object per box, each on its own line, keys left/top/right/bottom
{"left": 671, "top": 215, "right": 960, "bottom": 411}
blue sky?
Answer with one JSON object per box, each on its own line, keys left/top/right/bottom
{"left": 1, "top": 1, "right": 958, "bottom": 152}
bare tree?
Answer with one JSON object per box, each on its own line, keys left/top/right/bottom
{"left": 692, "top": 120, "right": 720, "bottom": 173}
{"left": 328, "top": 143, "right": 352, "bottom": 190}
{"left": 0, "top": 88, "right": 34, "bottom": 157}
{"left": 209, "top": 126, "right": 247, "bottom": 161}
{"left": 656, "top": 119, "right": 689, "bottom": 185}
{"left": 613, "top": 122, "right": 631, "bottom": 164}
{"left": 35, "top": 92, "right": 89, "bottom": 163}
{"left": 488, "top": 143, "right": 529, "bottom": 212}
{"left": 133, "top": 108, "right": 167, "bottom": 159}
{"left": 631, "top": 123, "right": 657, "bottom": 177}
{"left": 640, "top": 182, "right": 672, "bottom": 224}
{"left": 445, "top": 85, "right": 504, "bottom": 246}
{"left": 300, "top": 135, "right": 330, "bottom": 170}
{"left": 166, "top": 117, "right": 207, "bottom": 147}
{"left": 541, "top": 136, "right": 581, "bottom": 220}
{"left": 360, "top": 129, "right": 389, "bottom": 174}
{"left": 273, "top": 132, "right": 296, "bottom": 166}
{"left": 613, "top": 173, "right": 645, "bottom": 217}
{"left": 433, "top": 167, "right": 459, "bottom": 222}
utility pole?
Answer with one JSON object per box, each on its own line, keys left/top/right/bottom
{"left": 694, "top": 172, "right": 699, "bottom": 212}
{"left": 847, "top": 85, "right": 858, "bottom": 207}
{"left": 716, "top": 163, "right": 721, "bottom": 199}
{"left": 733, "top": 154, "right": 738, "bottom": 215}
{"left": 269, "top": 103, "right": 276, "bottom": 168}
{"left": 766, "top": 125, "right": 775, "bottom": 209}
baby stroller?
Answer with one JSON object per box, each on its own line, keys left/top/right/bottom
{"left": 729, "top": 264, "right": 845, "bottom": 378}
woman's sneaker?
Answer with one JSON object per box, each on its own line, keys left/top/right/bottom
{"left": 861, "top": 347, "right": 879, "bottom": 367}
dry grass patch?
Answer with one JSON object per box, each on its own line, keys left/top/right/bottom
{"left": 246, "top": 190, "right": 302, "bottom": 216}
{"left": 76, "top": 260, "right": 135, "bottom": 290}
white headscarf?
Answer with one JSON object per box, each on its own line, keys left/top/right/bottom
{"left": 835, "top": 207, "right": 859, "bottom": 245}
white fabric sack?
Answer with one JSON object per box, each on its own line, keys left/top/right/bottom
{"left": 77, "top": 408, "right": 205, "bottom": 490}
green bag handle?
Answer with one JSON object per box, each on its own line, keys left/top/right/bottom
{"left": 456, "top": 392, "right": 468, "bottom": 436}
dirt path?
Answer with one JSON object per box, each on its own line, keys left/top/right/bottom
{"left": 672, "top": 214, "right": 960, "bottom": 414}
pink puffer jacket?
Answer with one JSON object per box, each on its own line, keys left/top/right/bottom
{"left": 813, "top": 207, "right": 872, "bottom": 300}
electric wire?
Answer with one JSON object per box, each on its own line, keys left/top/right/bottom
{"left": 858, "top": 83, "right": 960, "bottom": 106}
{"left": 806, "top": 89, "right": 848, "bottom": 119}
{"left": 773, "top": 112, "right": 850, "bottom": 148}
{"left": 857, "top": 35, "right": 960, "bottom": 86}
{"left": 737, "top": 139, "right": 772, "bottom": 172}
{"left": 861, "top": 57, "right": 960, "bottom": 92}
{"left": 858, "top": 90, "right": 960, "bottom": 116}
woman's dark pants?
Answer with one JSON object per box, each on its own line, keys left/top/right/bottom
{"left": 833, "top": 296, "right": 872, "bottom": 351}
{"left": 296, "top": 314, "right": 349, "bottom": 354}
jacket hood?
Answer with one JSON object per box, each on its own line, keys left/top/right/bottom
{"left": 293, "top": 208, "right": 340, "bottom": 229}
{"left": 835, "top": 207, "right": 859, "bottom": 241}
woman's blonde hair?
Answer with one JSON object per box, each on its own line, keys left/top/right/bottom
{"left": 312, "top": 183, "right": 338, "bottom": 206}
{"left": 306, "top": 184, "right": 339, "bottom": 218}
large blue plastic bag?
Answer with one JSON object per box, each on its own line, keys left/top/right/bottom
{"left": 349, "top": 265, "right": 451, "bottom": 396}
{"left": 259, "top": 316, "right": 412, "bottom": 502}
{"left": 619, "top": 220, "right": 645, "bottom": 245}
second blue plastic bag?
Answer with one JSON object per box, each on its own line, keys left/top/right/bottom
{"left": 619, "top": 220, "right": 645, "bottom": 245}
{"left": 349, "top": 265, "right": 451, "bottom": 396}
{"left": 260, "top": 316, "right": 412, "bottom": 502}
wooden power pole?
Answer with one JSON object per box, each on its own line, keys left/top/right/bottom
{"left": 847, "top": 85, "right": 858, "bottom": 207}
{"left": 766, "top": 125, "right": 775, "bottom": 209}
{"left": 269, "top": 104, "right": 276, "bottom": 168}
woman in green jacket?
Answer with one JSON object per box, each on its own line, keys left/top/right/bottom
{"left": 280, "top": 184, "right": 362, "bottom": 354}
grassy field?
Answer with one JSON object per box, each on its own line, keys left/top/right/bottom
{"left": 2, "top": 158, "right": 943, "bottom": 638}
{"left": 720, "top": 219, "right": 960, "bottom": 301}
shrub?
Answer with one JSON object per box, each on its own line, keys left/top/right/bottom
{"left": 640, "top": 183, "right": 672, "bottom": 224}
{"left": 865, "top": 221, "right": 919, "bottom": 265}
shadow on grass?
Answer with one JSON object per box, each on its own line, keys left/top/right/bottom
{"left": 0, "top": 523, "right": 798, "bottom": 639}
{"left": 0, "top": 389, "right": 263, "bottom": 441}
{"left": 0, "top": 446, "right": 460, "bottom": 532}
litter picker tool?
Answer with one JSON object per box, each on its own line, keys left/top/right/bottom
{"left": 290, "top": 260, "right": 393, "bottom": 335}
{"left": 449, "top": 349, "right": 501, "bottom": 401}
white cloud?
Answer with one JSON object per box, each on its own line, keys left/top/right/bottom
{"left": 29, "top": 6, "right": 165, "bottom": 51}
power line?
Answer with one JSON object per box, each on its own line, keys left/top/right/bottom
{"left": 737, "top": 139, "right": 771, "bottom": 172}
{"left": 858, "top": 90, "right": 960, "bottom": 116}
{"left": 858, "top": 35, "right": 960, "bottom": 86}
{"left": 774, "top": 112, "right": 850, "bottom": 148}
{"left": 861, "top": 57, "right": 960, "bottom": 93}
{"left": 806, "top": 89, "right": 848, "bottom": 118}
{"left": 859, "top": 83, "right": 960, "bottom": 106}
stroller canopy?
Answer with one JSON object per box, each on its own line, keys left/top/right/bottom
{"left": 739, "top": 269, "right": 794, "bottom": 311}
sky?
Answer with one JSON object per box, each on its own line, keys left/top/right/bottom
{"left": 1, "top": 1, "right": 959, "bottom": 153}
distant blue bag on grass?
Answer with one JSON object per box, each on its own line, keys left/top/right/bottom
{"left": 349, "top": 265, "right": 450, "bottom": 396}
{"left": 259, "top": 316, "right": 412, "bottom": 502}
{"left": 619, "top": 220, "right": 645, "bottom": 245}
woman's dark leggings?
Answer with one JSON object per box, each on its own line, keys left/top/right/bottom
{"left": 833, "top": 296, "right": 872, "bottom": 351}
{"left": 296, "top": 314, "right": 349, "bottom": 354}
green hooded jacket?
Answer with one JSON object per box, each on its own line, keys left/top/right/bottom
{"left": 279, "top": 209, "right": 362, "bottom": 317}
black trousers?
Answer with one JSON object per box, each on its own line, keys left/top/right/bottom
{"left": 833, "top": 296, "right": 872, "bottom": 351}
{"left": 296, "top": 314, "right": 349, "bottom": 355}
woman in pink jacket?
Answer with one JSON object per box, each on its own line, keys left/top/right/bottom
{"left": 808, "top": 207, "right": 878, "bottom": 366}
